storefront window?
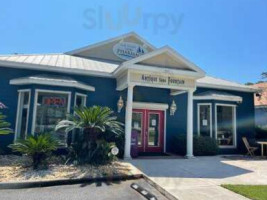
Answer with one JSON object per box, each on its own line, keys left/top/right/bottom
{"left": 74, "top": 93, "right": 86, "bottom": 107}
{"left": 216, "top": 105, "right": 236, "bottom": 147}
{"left": 16, "top": 90, "right": 30, "bottom": 140}
{"left": 34, "top": 91, "right": 70, "bottom": 145}
{"left": 198, "top": 104, "right": 212, "bottom": 137}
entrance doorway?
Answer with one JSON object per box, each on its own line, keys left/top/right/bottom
{"left": 132, "top": 109, "right": 164, "bottom": 153}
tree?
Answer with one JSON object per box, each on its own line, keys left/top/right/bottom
{"left": 56, "top": 106, "right": 124, "bottom": 164}
{"left": 0, "top": 112, "right": 12, "bottom": 135}
{"left": 9, "top": 134, "right": 60, "bottom": 169}
{"left": 262, "top": 72, "right": 267, "bottom": 79}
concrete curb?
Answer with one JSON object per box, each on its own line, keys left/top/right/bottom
{"left": 142, "top": 175, "right": 178, "bottom": 200}
{"left": 0, "top": 174, "right": 143, "bottom": 190}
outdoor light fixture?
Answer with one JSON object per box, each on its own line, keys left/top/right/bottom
{"left": 170, "top": 100, "right": 177, "bottom": 116}
{"left": 117, "top": 96, "right": 124, "bottom": 113}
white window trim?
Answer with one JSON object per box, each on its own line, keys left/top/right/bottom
{"left": 215, "top": 103, "right": 237, "bottom": 148}
{"left": 74, "top": 93, "right": 87, "bottom": 107}
{"left": 14, "top": 89, "right": 31, "bottom": 141}
{"left": 31, "top": 89, "right": 71, "bottom": 135}
{"left": 197, "top": 103, "right": 212, "bottom": 138}
{"left": 193, "top": 95, "right": 242, "bottom": 102}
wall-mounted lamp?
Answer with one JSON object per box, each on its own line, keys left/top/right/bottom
{"left": 170, "top": 100, "right": 177, "bottom": 116}
{"left": 117, "top": 96, "right": 124, "bottom": 113}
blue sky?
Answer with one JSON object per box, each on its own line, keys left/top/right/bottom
{"left": 0, "top": 0, "right": 266, "bottom": 84}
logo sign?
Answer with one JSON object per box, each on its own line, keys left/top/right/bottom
{"left": 113, "top": 42, "right": 148, "bottom": 60}
{"left": 43, "top": 97, "right": 66, "bottom": 107}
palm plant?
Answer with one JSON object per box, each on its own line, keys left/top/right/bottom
{"left": 56, "top": 106, "right": 124, "bottom": 164}
{"left": 9, "top": 133, "right": 60, "bottom": 169}
{"left": 0, "top": 112, "right": 12, "bottom": 135}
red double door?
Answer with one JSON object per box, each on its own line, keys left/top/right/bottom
{"left": 132, "top": 109, "right": 164, "bottom": 153}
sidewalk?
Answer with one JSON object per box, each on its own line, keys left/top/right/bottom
{"left": 130, "top": 156, "right": 267, "bottom": 200}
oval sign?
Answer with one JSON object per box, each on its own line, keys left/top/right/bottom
{"left": 113, "top": 42, "right": 148, "bottom": 60}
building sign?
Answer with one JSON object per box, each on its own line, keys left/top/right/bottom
{"left": 130, "top": 73, "right": 196, "bottom": 89}
{"left": 43, "top": 97, "right": 66, "bottom": 107}
{"left": 113, "top": 42, "right": 148, "bottom": 60}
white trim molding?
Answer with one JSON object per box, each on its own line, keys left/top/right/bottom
{"left": 10, "top": 76, "right": 95, "bottom": 92}
{"left": 132, "top": 102, "right": 169, "bottom": 110}
{"left": 197, "top": 103, "right": 212, "bottom": 138}
{"left": 74, "top": 92, "right": 87, "bottom": 107}
{"left": 215, "top": 103, "right": 237, "bottom": 149}
{"left": 14, "top": 89, "right": 31, "bottom": 141}
{"left": 194, "top": 95, "right": 242, "bottom": 102}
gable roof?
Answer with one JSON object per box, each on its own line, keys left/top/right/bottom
{"left": 66, "top": 32, "right": 156, "bottom": 56}
{"left": 115, "top": 46, "right": 206, "bottom": 77}
{"left": 0, "top": 33, "right": 259, "bottom": 93}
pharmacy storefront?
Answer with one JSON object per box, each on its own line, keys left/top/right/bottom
{"left": 0, "top": 32, "right": 257, "bottom": 157}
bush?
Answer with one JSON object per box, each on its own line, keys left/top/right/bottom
{"left": 56, "top": 106, "right": 124, "bottom": 165}
{"left": 255, "top": 126, "right": 267, "bottom": 139}
{"left": 9, "top": 133, "right": 60, "bottom": 169}
{"left": 66, "top": 138, "right": 117, "bottom": 165}
{"left": 171, "top": 134, "right": 218, "bottom": 156}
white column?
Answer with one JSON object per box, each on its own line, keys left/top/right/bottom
{"left": 124, "top": 84, "right": 134, "bottom": 159}
{"left": 186, "top": 89, "right": 194, "bottom": 158}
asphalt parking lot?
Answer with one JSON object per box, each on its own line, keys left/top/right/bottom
{"left": 0, "top": 179, "right": 168, "bottom": 200}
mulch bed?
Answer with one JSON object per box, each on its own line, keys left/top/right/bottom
{"left": 0, "top": 155, "right": 137, "bottom": 183}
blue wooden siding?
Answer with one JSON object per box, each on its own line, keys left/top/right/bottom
{"left": 0, "top": 66, "right": 255, "bottom": 154}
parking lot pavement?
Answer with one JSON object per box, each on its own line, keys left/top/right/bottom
{"left": 0, "top": 179, "right": 168, "bottom": 200}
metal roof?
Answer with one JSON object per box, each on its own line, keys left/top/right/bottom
{"left": 10, "top": 74, "right": 95, "bottom": 91}
{"left": 194, "top": 90, "right": 243, "bottom": 102}
{"left": 197, "top": 76, "right": 258, "bottom": 92}
{"left": 0, "top": 54, "right": 119, "bottom": 74}
{"left": 0, "top": 53, "right": 257, "bottom": 92}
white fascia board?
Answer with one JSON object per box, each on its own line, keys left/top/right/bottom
{"left": 133, "top": 102, "right": 169, "bottom": 110}
{"left": 128, "top": 64, "right": 204, "bottom": 79}
{"left": 114, "top": 46, "right": 206, "bottom": 76}
{"left": 0, "top": 60, "right": 112, "bottom": 78}
{"left": 65, "top": 32, "right": 156, "bottom": 55}
{"left": 197, "top": 82, "right": 258, "bottom": 93}
{"left": 193, "top": 95, "right": 243, "bottom": 102}
{"left": 170, "top": 90, "right": 187, "bottom": 96}
{"left": 10, "top": 77, "right": 95, "bottom": 92}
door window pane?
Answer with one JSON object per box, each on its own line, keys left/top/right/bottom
{"left": 216, "top": 105, "right": 235, "bottom": 146}
{"left": 132, "top": 112, "right": 142, "bottom": 146}
{"left": 199, "top": 105, "right": 211, "bottom": 137}
{"left": 34, "top": 92, "right": 69, "bottom": 145}
{"left": 148, "top": 113, "right": 160, "bottom": 147}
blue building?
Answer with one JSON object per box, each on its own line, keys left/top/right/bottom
{"left": 0, "top": 32, "right": 258, "bottom": 157}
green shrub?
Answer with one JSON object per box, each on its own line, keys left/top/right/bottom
{"left": 255, "top": 126, "right": 267, "bottom": 139}
{"left": 9, "top": 133, "right": 60, "bottom": 169}
{"left": 171, "top": 134, "right": 218, "bottom": 156}
{"left": 0, "top": 112, "right": 12, "bottom": 135}
{"left": 56, "top": 106, "right": 124, "bottom": 165}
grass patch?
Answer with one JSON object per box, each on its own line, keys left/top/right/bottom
{"left": 222, "top": 185, "right": 267, "bottom": 200}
